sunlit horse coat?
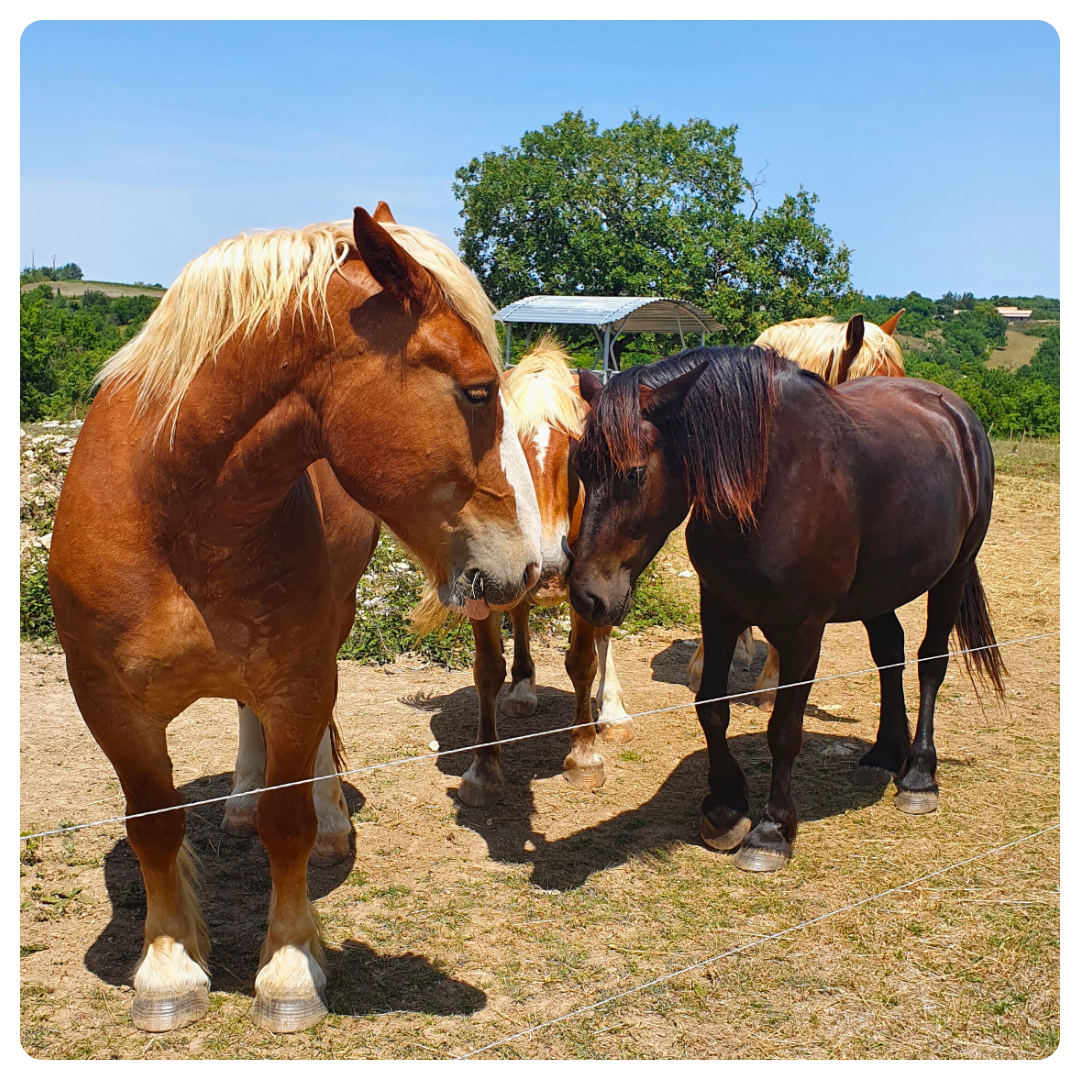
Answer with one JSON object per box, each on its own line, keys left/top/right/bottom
{"left": 686, "top": 310, "right": 906, "bottom": 699}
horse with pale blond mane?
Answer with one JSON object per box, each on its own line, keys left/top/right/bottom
{"left": 414, "top": 335, "right": 632, "bottom": 805}
{"left": 49, "top": 201, "right": 542, "bottom": 1035}
{"left": 686, "top": 310, "right": 905, "bottom": 698}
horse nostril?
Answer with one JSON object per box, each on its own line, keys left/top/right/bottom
{"left": 524, "top": 561, "right": 541, "bottom": 590}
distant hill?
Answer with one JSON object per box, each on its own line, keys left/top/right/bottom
{"left": 19, "top": 279, "right": 166, "bottom": 299}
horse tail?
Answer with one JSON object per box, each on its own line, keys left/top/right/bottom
{"left": 953, "top": 563, "right": 1007, "bottom": 699}
{"left": 328, "top": 714, "right": 347, "bottom": 772}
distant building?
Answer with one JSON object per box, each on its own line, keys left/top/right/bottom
{"left": 995, "top": 306, "right": 1033, "bottom": 321}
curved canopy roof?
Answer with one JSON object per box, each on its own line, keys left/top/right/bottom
{"left": 493, "top": 295, "right": 723, "bottom": 335}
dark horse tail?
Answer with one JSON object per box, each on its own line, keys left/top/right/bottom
{"left": 954, "top": 564, "right": 1007, "bottom": 699}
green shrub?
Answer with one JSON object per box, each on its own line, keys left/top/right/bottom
{"left": 617, "top": 563, "right": 697, "bottom": 636}
{"left": 20, "top": 549, "right": 55, "bottom": 642}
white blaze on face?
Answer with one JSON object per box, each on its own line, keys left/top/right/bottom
{"left": 532, "top": 423, "right": 551, "bottom": 474}
{"left": 498, "top": 391, "right": 543, "bottom": 567}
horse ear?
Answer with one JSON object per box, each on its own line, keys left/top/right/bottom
{"left": 836, "top": 314, "right": 865, "bottom": 384}
{"left": 372, "top": 201, "right": 397, "bottom": 224}
{"left": 639, "top": 362, "right": 708, "bottom": 423}
{"left": 879, "top": 308, "right": 904, "bottom": 337}
{"left": 577, "top": 368, "right": 604, "bottom": 404}
{"left": 352, "top": 206, "right": 433, "bottom": 307}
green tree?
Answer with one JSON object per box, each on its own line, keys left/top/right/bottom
{"left": 454, "top": 111, "right": 852, "bottom": 343}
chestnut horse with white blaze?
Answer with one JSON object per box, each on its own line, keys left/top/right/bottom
{"left": 48, "top": 202, "right": 542, "bottom": 1034}
{"left": 686, "top": 310, "right": 906, "bottom": 699}
{"left": 435, "top": 338, "right": 631, "bottom": 807}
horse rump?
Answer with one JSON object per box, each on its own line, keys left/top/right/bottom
{"left": 954, "top": 563, "right": 1007, "bottom": 699}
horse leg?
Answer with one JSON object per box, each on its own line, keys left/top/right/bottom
{"left": 853, "top": 612, "right": 911, "bottom": 785}
{"left": 563, "top": 606, "right": 605, "bottom": 790}
{"left": 696, "top": 592, "right": 751, "bottom": 851}
{"left": 895, "top": 569, "right": 968, "bottom": 815}
{"left": 250, "top": 691, "right": 333, "bottom": 1033}
{"left": 502, "top": 600, "right": 538, "bottom": 717}
{"left": 734, "top": 620, "right": 824, "bottom": 873}
{"left": 310, "top": 720, "right": 352, "bottom": 867}
{"left": 755, "top": 644, "right": 781, "bottom": 709}
{"left": 222, "top": 702, "right": 264, "bottom": 837}
{"left": 69, "top": 673, "right": 209, "bottom": 1031}
{"left": 596, "top": 626, "right": 633, "bottom": 744}
{"left": 459, "top": 611, "right": 507, "bottom": 807}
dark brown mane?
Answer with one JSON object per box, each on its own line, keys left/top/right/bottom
{"left": 577, "top": 346, "right": 789, "bottom": 526}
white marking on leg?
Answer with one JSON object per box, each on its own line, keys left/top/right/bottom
{"left": 134, "top": 937, "right": 210, "bottom": 998}
{"left": 687, "top": 641, "right": 704, "bottom": 693}
{"left": 311, "top": 726, "right": 351, "bottom": 863}
{"left": 733, "top": 627, "right": 755, "bottom": 670}
{"left": 223, "top": 704, "right": 264, "bottom": 833}
{"left": 596, "top": 628, "right": 629, "bottom": 723}
{"left": 498, "top": 391, "right": 543, "bottom": 565}
{"left": 254, "top": 941, "right": 326, "bottom": 1001}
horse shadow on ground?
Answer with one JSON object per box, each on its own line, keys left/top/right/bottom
{"left": 422, "top": 642, "right": 891, "bottom": 893}
{"left": 84, "top": 771, "right": 485, "bottom": 1018}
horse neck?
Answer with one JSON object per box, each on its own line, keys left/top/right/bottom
{"left": 142, "top": 322, "right": 331, "bottom": 535}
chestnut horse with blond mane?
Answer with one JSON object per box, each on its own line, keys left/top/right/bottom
{"left": 444, "top": 337, "right": 631, "bottom": 807}
{"left": 686, "top": 310, "right": 906, "bottom": 698}
{"left": 48, "top": 202, "right": 542, "bottom": 1034}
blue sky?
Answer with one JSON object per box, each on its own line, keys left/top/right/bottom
{"left": 21, "top": 20, "right": 1059, "bottom": 298}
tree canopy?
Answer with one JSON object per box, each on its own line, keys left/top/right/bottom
{"left": 454, "top": 111, "right": 853, "bottom": 342}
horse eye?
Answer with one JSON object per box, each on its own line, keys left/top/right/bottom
{"left": 463, "top": 385, "right": 493, "bottom": 405}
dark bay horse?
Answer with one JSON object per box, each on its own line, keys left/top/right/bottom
{"left": 569, "top": 347, "right": 1005, "bottom": 873}
{"left": 48, "top": 203, "right": 542, "bottom": 1033}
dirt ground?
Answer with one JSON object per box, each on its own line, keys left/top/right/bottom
{"left": 20, "top": 474, "right": 1059, "bottom": 1059}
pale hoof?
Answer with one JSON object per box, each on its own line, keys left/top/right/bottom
{"left": 221, "top": 808, "right": 259, "bottom": 838}
{"left": 755, "top": 692, "right": 776, "bottom": 711}
{"left": 251, "top": 993, "right": 327, "bottom": 1033}
{"left": 563, "top": 762, "right": 606, "bottom": 790}
{"left": 852, "top": 766, "right": 894, "bottom": 787}
{"left": 895, "top": 789, "right": 939, "bottom": 815}
{"left": 501, "top": 694, "right": 538, "bottom": 718}
{"left": 309, "top": 828, "right": 352, "bottom": 868}
{"left": 131, "top": 986, "right": 209, "bottom": 1032}
{"left": 732, "top": 845, "right": 791, "bottom": 873}
{"left": 597, "top": 719, "right": 634, "bottom": 745}
{"left": 699, "top": 813, "right": 752, "bottom": 852}
{"left": 458, "top": 776, "right": 505, "bottom": 808}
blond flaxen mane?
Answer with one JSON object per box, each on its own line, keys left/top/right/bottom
{"left": 502, "top": 334, "right": 587, "bottom": 440}
{"left": 755, "top": 316, "right": 905, "bottom": 385}
{"left": 97, "top": 217, "right": 501, "bottom": 436}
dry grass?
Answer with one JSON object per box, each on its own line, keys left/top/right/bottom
{"left": 20, "top": 476, "right": 1058, "bottom": 1059}
{"left": 985, "top": 331, "right": 1042, "bottom": 373}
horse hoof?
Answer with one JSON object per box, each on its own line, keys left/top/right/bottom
{"left": 131, "top": 987, "right": 209, "bottom": 1032}
{"left": 852, "top": 766, "right": 894, "bottom": 787}
{"left": 732, "top": 845, "right": 791, "bottom": 873}
{"left": 563, "top": 763, "right": 605, "bottom": 790}
{"left": 699, "top": 813, "right": 751, "bottom": 852}
{"left": 895, "top": 789, "right": 939, "bottom": 815}
{"left": 309, "top": 830, "right": 352, "bottom": 868}
{"left": 251, "top": 992, "right": 327, "bottom": 1033}
{"left": 597, "top": 719, "right": 634, "bottom": 745}
{"left": 221, "top": 809, "right": 259, "bottom": 838}
{"left": 501, "top": 690, "right": 538, "bottom": 717}
{"left": 458, "top": 777, "right": 505, "bottom": 808}
{"left": 755, "top": 693, "right": 776, "bottom": 711}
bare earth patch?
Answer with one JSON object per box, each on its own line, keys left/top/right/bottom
{"left": 20, "top": 477, "right": 1059, "bottom": 1059}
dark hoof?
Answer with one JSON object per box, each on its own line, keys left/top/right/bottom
{"left": 895, "top": 789, "right": 939, "bottom": 815}
{"left": 699, "top": 813, "right": 751, "bottom": 852}
{"left": 131, "top": 986, "right": 209, "bottom": 1032}
{"left": 309, "top": 830, "right": 352, "bottom": 868}
{"left": 597, "top": 719, "right": 634, "bottom": 745}
{"left": 731, "top": 821, "right": 792, "bottom": 873}
{"left": 251, "top": 993, "right": 327, "bottom": 1033}
{"left": 563, "top": 762, "right": 605, "bottom": 790}
{"left": 852, "top": 765, "right": 894, "bottom": 787}
{"left": 458, "top": 777, "right": 505, "bottom": 808}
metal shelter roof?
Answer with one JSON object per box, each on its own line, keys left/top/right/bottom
{"left": 494, "top": 295, "right": 723, "bottom": 335}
